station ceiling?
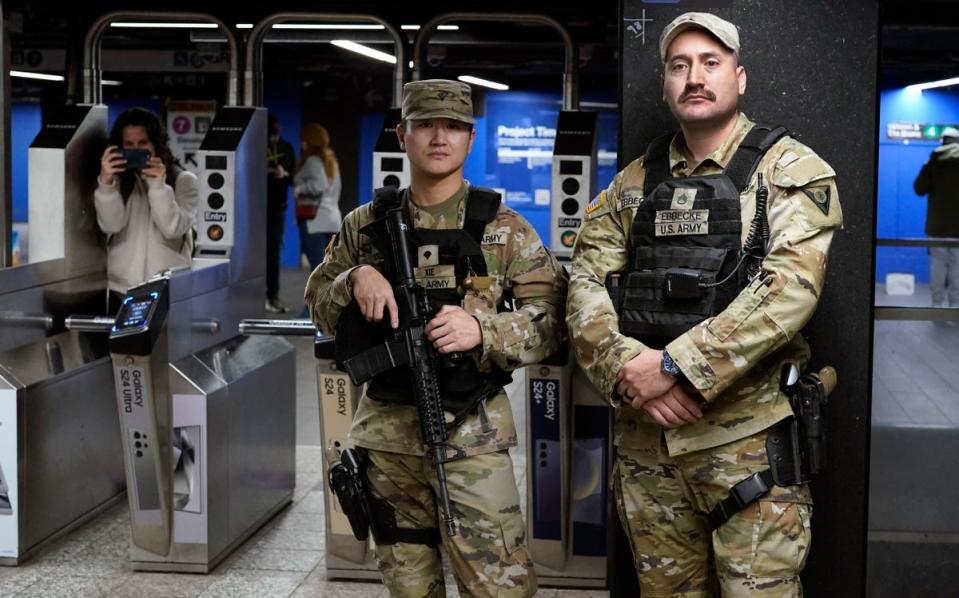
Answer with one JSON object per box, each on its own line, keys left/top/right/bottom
{"left": 5, "top": 1, "right": 620, "bottom": 107}
{"left": 4, "top": 1, "right": 957, "bottom": 103}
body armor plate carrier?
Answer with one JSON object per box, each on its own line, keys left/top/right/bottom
{"left": 606, "top": 124, "right": 788, "bottom": 348}
{"left": 335, "top": 186, "right": 512, "bottom": 414}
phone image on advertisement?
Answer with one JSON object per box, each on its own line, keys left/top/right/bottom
{"left": 121, "top": 149, "right": 151, "bottom": 171}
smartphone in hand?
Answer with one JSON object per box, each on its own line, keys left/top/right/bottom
{"left": 121, "top": 149, "right": 151, "bottom": 171}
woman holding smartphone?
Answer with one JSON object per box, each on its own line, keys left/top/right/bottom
{"left": 94, "top": 107, "right": 198, "bottom": 309}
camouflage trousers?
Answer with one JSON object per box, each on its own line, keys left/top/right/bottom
{"left": 365, "top": 448, "right": 536, "bottom": 598}
{"left": 614, "top": 427, "right": 813, "bottom": 597}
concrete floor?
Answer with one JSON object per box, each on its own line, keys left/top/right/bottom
{"left": 0, "top": 267, "right": 600, "bottom": 598}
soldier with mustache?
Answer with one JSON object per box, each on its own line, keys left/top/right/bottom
{"left": 567, "top": 13, "right": 842, "bottom": 596}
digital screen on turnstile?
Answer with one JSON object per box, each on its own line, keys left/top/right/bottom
{"left": 380, "top": 157, "right": 404, "bottom": 172}
{"left": 559, "top": 160, "right": 583, "bottom": 175}
{"left": 205, "top": 155, "right": 227, "bottom": 170}
{"left": 114, "top": 292, "right": 159, "bottom": 332}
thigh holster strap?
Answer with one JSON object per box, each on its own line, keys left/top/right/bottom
{"left": 706, "top": 469, "right": 775, "bottom": 530}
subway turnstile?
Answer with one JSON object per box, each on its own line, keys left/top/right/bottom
{"left": 110, "top": 278, "right": 296, "bottom": 572}
{"left": 372, "top": 108, "right": 409, "bottom": 192}
{"left": 549, "top": 110, "right": 598, "bottom": 259}
{"left": 526, "top": 349, "right": 612, "bottom": 588}
{"left": 237, "top": 321, "right": 379, "bottom": 580}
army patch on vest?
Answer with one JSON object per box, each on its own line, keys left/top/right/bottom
{"left": 418, "top": 244, "right": 440, "bottom": 267}
{"left": 482, "top": 232, "right": 507, "bottom": 245}
{"left": 801, "top": 186, "right": 831, "bottom": 215}
{"left": 670, "top": 187, "right": 697, "bottom": 210}
{"left": 655, "top": 209, "right": 709, "bottom": 236}
{"left": 415, "top": 264, "right": 456, "bottom": 289}
{"left": 585, "top": 191, "right": 605, "bottom": 215}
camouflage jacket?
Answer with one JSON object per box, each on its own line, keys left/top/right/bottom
{"left": 567, "top": 113, "right": 842, "bottom": 455}
{"left": 306, "top": 183, "right": 567, "bottom": 459}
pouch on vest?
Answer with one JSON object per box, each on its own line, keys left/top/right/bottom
{"left": 609, "top": 125, "right": 788, "bottom": 348}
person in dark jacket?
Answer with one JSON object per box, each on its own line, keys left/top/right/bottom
{"left": 265, "top": 116, "right": 296, "bottom": 313}
{"left": 914, "top": 126, "right": 959, "bottom": 308}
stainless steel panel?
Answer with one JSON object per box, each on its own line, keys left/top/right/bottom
{"left": 227, "top": 108, "right": 266, "bottom": 285}
{"left": 112, "top": 330, "right": 174, "bottom": 557}
{"left": 0, "top": 271, "right": 107, "bottom": 353}
{"left": 28, "top": 104, "right": 107, "bottom": 274}
{"left": 198, "top": 336, "right": 295, "bottom": 544}
{"left": 18, "top": 347, "right": 124, "bottom": 552}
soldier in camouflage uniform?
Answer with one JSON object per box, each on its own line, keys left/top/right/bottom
{"left": 566, "top": 13, "right": 842, "bottom": 597}
{"left": 306, "top": 79, "right": 566, "bottom": 597}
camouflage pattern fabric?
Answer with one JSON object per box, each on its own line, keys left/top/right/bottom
{"left": 366, "top": 448, "right": 536, "bottom": 598}
{"left": 614, "top": 431, "right": 812, "bottom": 597}
{"left": 402, "top": 79, "right": 476, "bottom": 125}
{"left": 567, "top": 113, "right": 843, "bottom": 455}
{"left": 305, "top": 182, "right": 566, "bottom": 460}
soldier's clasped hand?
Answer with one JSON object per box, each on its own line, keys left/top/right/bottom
{"left": 638, "top": 385, "right": 703, "bottom": 428}
{"left": 616, "top": 349, "right": 676, "bottom": 405}
{"left": 426, "top": 305, "right": 482, "bottom": 353}
{"left": 350, "top": 265, "right": 399, "bottom": 328}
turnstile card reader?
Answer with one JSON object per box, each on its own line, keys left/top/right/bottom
{"left": 550, "top": 111, "right": 598, "bottom": 259}
{"left": 110, "top": 279, "right": 173, "bottom": 557}
{"left": 315, "top": 337, "right": 377, "bottom": 579}
{"left": 372, "top": 108, "right": 409, "bottom": 192}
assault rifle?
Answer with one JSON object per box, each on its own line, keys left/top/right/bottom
{"left": 338, "top": 207, "right": 458, "bottom": 538}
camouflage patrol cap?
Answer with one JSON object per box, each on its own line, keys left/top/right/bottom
{"left": 659, "top": 12, "right": 740, "bottom": 63}
{"left": 402, "top": 79, "right": 475, "bottom": 125}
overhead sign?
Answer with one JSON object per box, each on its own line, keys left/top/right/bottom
{"left": 166, "top": 100, "right": 217, "bottom": 175}
{"left": 887, "top": 122, "right": 959, "bottom": 141}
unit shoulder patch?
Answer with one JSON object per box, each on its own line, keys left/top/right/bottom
{"left": 801, "top": 186, "right": 831, "bottom": 216}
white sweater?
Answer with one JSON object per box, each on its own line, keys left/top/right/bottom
{"left": 94, "top": 170, "right": 199, "bottom": 293}
{"left": 293, "top": 155, "right": 342, "bottom": 234}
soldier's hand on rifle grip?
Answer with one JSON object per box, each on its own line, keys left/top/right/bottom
{"left": 426, "top": 305, "right": 482, "bottom": 353}
{"left": 349, "top": 265, "right": 399, "bottom": 329}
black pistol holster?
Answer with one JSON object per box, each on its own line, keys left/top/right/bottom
{"left": 707, "top": 365, "right": 836, "bottom": 530}
{"left": 328, "top": 447, "right": 440, "bottom": 547}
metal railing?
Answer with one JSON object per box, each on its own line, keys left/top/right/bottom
{"left": 412, "top": 13, "right": 578, "bottom": 111}
{"left": 875, "top": 237, "right": 959, "bottom": 321}
{"left": 243, "top": 13, "right": 404, "bottom": 108}
{"left": 83, "top": 11, "right": 239, "bottom": 105}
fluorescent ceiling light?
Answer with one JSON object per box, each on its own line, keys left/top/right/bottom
{"left": 906, "top": 76, "right": 959, "bottom": 92}
{"left": 274, "top": 24, "right": 384, "bottom": 30}
{"left": 102, "top": 79, "right": 123, "bottom": 86}
{"left": 330, "top": 40, "right": 396, "bottom": 64}
{"left": 236, "top": 24, "right": 253, "bottom": 29}
{"left": 10, "top": 70, "right": 64, "bottom": 81}
{"left": 111, "top": 22, "right": 218, "bottom": 29}
{"left": 458, "top": 75, "right": 508, "bottom": 91}
{"left": 401, "top": 25, "right": 460, "bottom": 31}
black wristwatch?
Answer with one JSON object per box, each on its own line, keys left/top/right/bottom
{"left": 661, "top": 349, "right": 682, "bottom": 377}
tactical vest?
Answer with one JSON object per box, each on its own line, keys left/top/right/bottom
{"left": 348, "top": 185, "right": 512, "bottom": 413}
{"left": 608, "top": 125, "right": 787, "bottom": 349}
